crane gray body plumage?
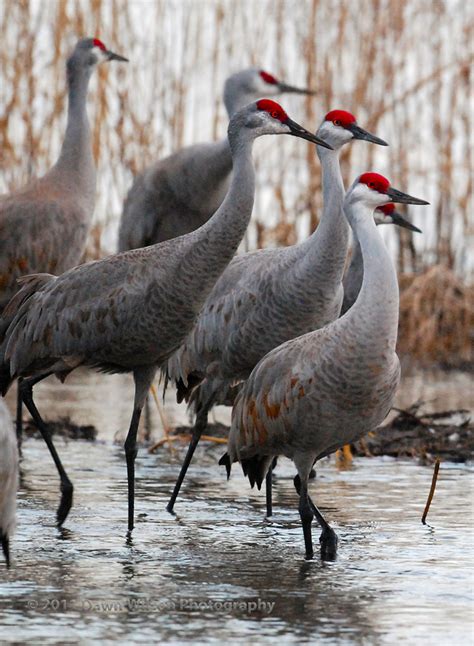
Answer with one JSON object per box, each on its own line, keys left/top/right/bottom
{"left": 118, "top": 68, "right": 312, "bottom": 251}
{"left": 119, "top": 138, "right": 232, "bottom": 249}
{"left": 228, "top": 304, "right": 400, "bottom": 472}
{"left": 0, "top": 38, "right": 125, "bottom": 311}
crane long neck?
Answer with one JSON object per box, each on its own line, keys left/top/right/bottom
{"left": 341, "top": 234, "right": 363, "bottom": 315}
{"left": 344, "top": 204, "right": 399, "bottom": 351}
{"left": 178, "top": 137, "right": 255, "bottom": 293}
{"left": 224, "top": 90, "right": 257, "bottom": 118}
{"left": 50, "top": 63, "right": 96, "bottom": 201}
{"left": 290, "top": 146, "right": 349, "bottom": 289}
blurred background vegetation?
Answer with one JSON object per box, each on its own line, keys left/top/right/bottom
{"left": 0, "top": 0, "right": 472, "bottom": 367}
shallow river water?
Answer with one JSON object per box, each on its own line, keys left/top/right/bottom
{"left": 0, "top": 369, "right": 473, "bottom": 644}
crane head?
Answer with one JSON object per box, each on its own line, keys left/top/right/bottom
{"left": 250, "top": 99, "right": 332, "bottom": 148}
{"left": 69, "top": 38, "right": 128, "bottom": 71}
{"left": 318, "top": 110, "right": 388, "bottom": 149}
{"left": 236, "top": 68, "right": 315, "bottom": 97}
{"left": 228, "top": 99, "right": 332, "bottom": 148}
{"left": 350, "top": 172, "right": 429, "bottom": 209}
{"left": 375, "top": 204, "right": 422, "bottom": 232}
{"left": 259, "top": 69, "right": 316, "bottom": 96}
{"left": 224, "top": 68, "right": 315, "bottom": 116}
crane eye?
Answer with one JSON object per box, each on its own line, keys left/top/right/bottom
{"left": 271, "top": 111, "right": 279, "bottom": 119}
{"left": 368, "top": 182, "right": 375, "bottom": 188}
{"left": 333, "top": 119, "right": 341, "bottom": 126}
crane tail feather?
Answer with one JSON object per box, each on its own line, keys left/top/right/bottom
{"left": 0, "top": 273, "right": 56, "bottom": 394}
{"left": 240, "top": 455, "right": 272, "bottom": 491}
{"left": 176, "top": 372, "right": 204, "bottom": 404}
{"left": 218, "top": 453, "right": 232, "bottom": 479}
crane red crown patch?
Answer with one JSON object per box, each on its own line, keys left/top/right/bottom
{"left": 256, "top": 99, "right": 288, "bottom": 123}
{"left": 378, "top": 203, "right": 395, "bottom": 215}
{"left": 359, "top": 172, "right": 390, "bottom": 193}
{"left": 325, "top": 110, "right": 356, "bottom": 126}
{"left": 93, "top": 38, "right": 106, "bottom": 51}
{"left": 260, "top": 70, "right": 278, "bottom": 85}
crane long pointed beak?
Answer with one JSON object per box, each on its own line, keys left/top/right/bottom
{"left": 391, "top": 211, "right": 422, "bottom": 233}
{"left": 106, "top": 50, "right": 129, "bottom": 62}
{"left": 285, "top": 118, "right": 333, "bottom": 149}
{"left": 347, "top": 123, "right": 388, "bottom": 146}
{"left": 278, "top": 82, "right": 316, "bottom": 95}
{"left": 386, "top": 187, "right": 429, "bottom": 205}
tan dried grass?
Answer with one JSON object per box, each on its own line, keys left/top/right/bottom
{"left": 398, "top": 266, "right": 474, "bottom": 368}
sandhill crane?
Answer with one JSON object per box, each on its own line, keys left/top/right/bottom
{"left": 0, "top": 100, "right": 330, "bottom": 532}
{"left": 165, "top": 110, "right": 387, "bottom": 513}
{"left": 0, "top": 38, "right": 127, "bottom": 311}
{"left": 341, "top": 203, "right": 422, "bottom": 315}
{"left": 219, "top": 173, "right": 429, "bottom": 560}
{"left": 0, "top": 400, "right": 18, "bottom": 567}
{"left": 0, "top": 38, "right": 127, "bottom": 439}
{"left": 118, "top": 68, "right": 314, "bottom": 251}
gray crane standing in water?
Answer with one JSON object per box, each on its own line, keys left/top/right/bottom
{"left": 219, "top": 173, "right": 429, "bottom": 560}
{"left": 118, "top": 68, "right": 314, "bottom": 251}
{"left": 341, "top": 203, "right": 421, "bottom": 315}
{"left": 0, "top": 38, "right": 128, "bottom": 437}
{"left": 0, "top": 399, "right": 17, "bottom": 567}
{"left": 165, "top": 110, "right": 387, "bottom": 513}
{"left": 0, "top": 100, "right": 330, "bottom": 532}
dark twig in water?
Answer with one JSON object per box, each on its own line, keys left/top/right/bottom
{"left": 23, "top": 416, "right": 97, "bottom": 441}
{"left": 422, "top": 458, "right": 441, "bottom": 525}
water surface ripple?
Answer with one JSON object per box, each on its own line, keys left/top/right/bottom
{"left": 1, "top": 370, "right": 472, "bottom": 644}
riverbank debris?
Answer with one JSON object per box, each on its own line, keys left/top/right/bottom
{"left": 353, "top": 400, "right": 472, "bottom": 463}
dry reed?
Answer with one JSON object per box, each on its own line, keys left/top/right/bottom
{"left": 0, "top": 0, "right": 472, "bottom": 365}
{"left": 398, "top": 265, "right": 474, "bottom": 368}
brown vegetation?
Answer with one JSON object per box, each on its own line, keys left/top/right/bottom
{"left": 0, "top": 0, "right": 472, "bottom": 365}
{"left": 398, "top": 266, "right": 474, "bottom": 368}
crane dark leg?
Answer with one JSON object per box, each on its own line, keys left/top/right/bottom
{"left": 124, "top": 408, "right": 142, "bottom": 532}
{"left": 265, "top": 457, "right": 278, "bottom": 517}
{"left": 297, "top": 477, "right": 314, "bottom": 560}
{"left": 265, "top": 469, "right": 273, "bottom": 517}
{"left": 166, "top": 404, "right": 209, "bottom": 514}
{"left": 20, "top": 373, "right": 73, "bottom": 526}
{"left": 125, "top": 367, "right": 157, "bottom": 533}
{"left": 294, "top": 474, "right": 338, "bottom": 561}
